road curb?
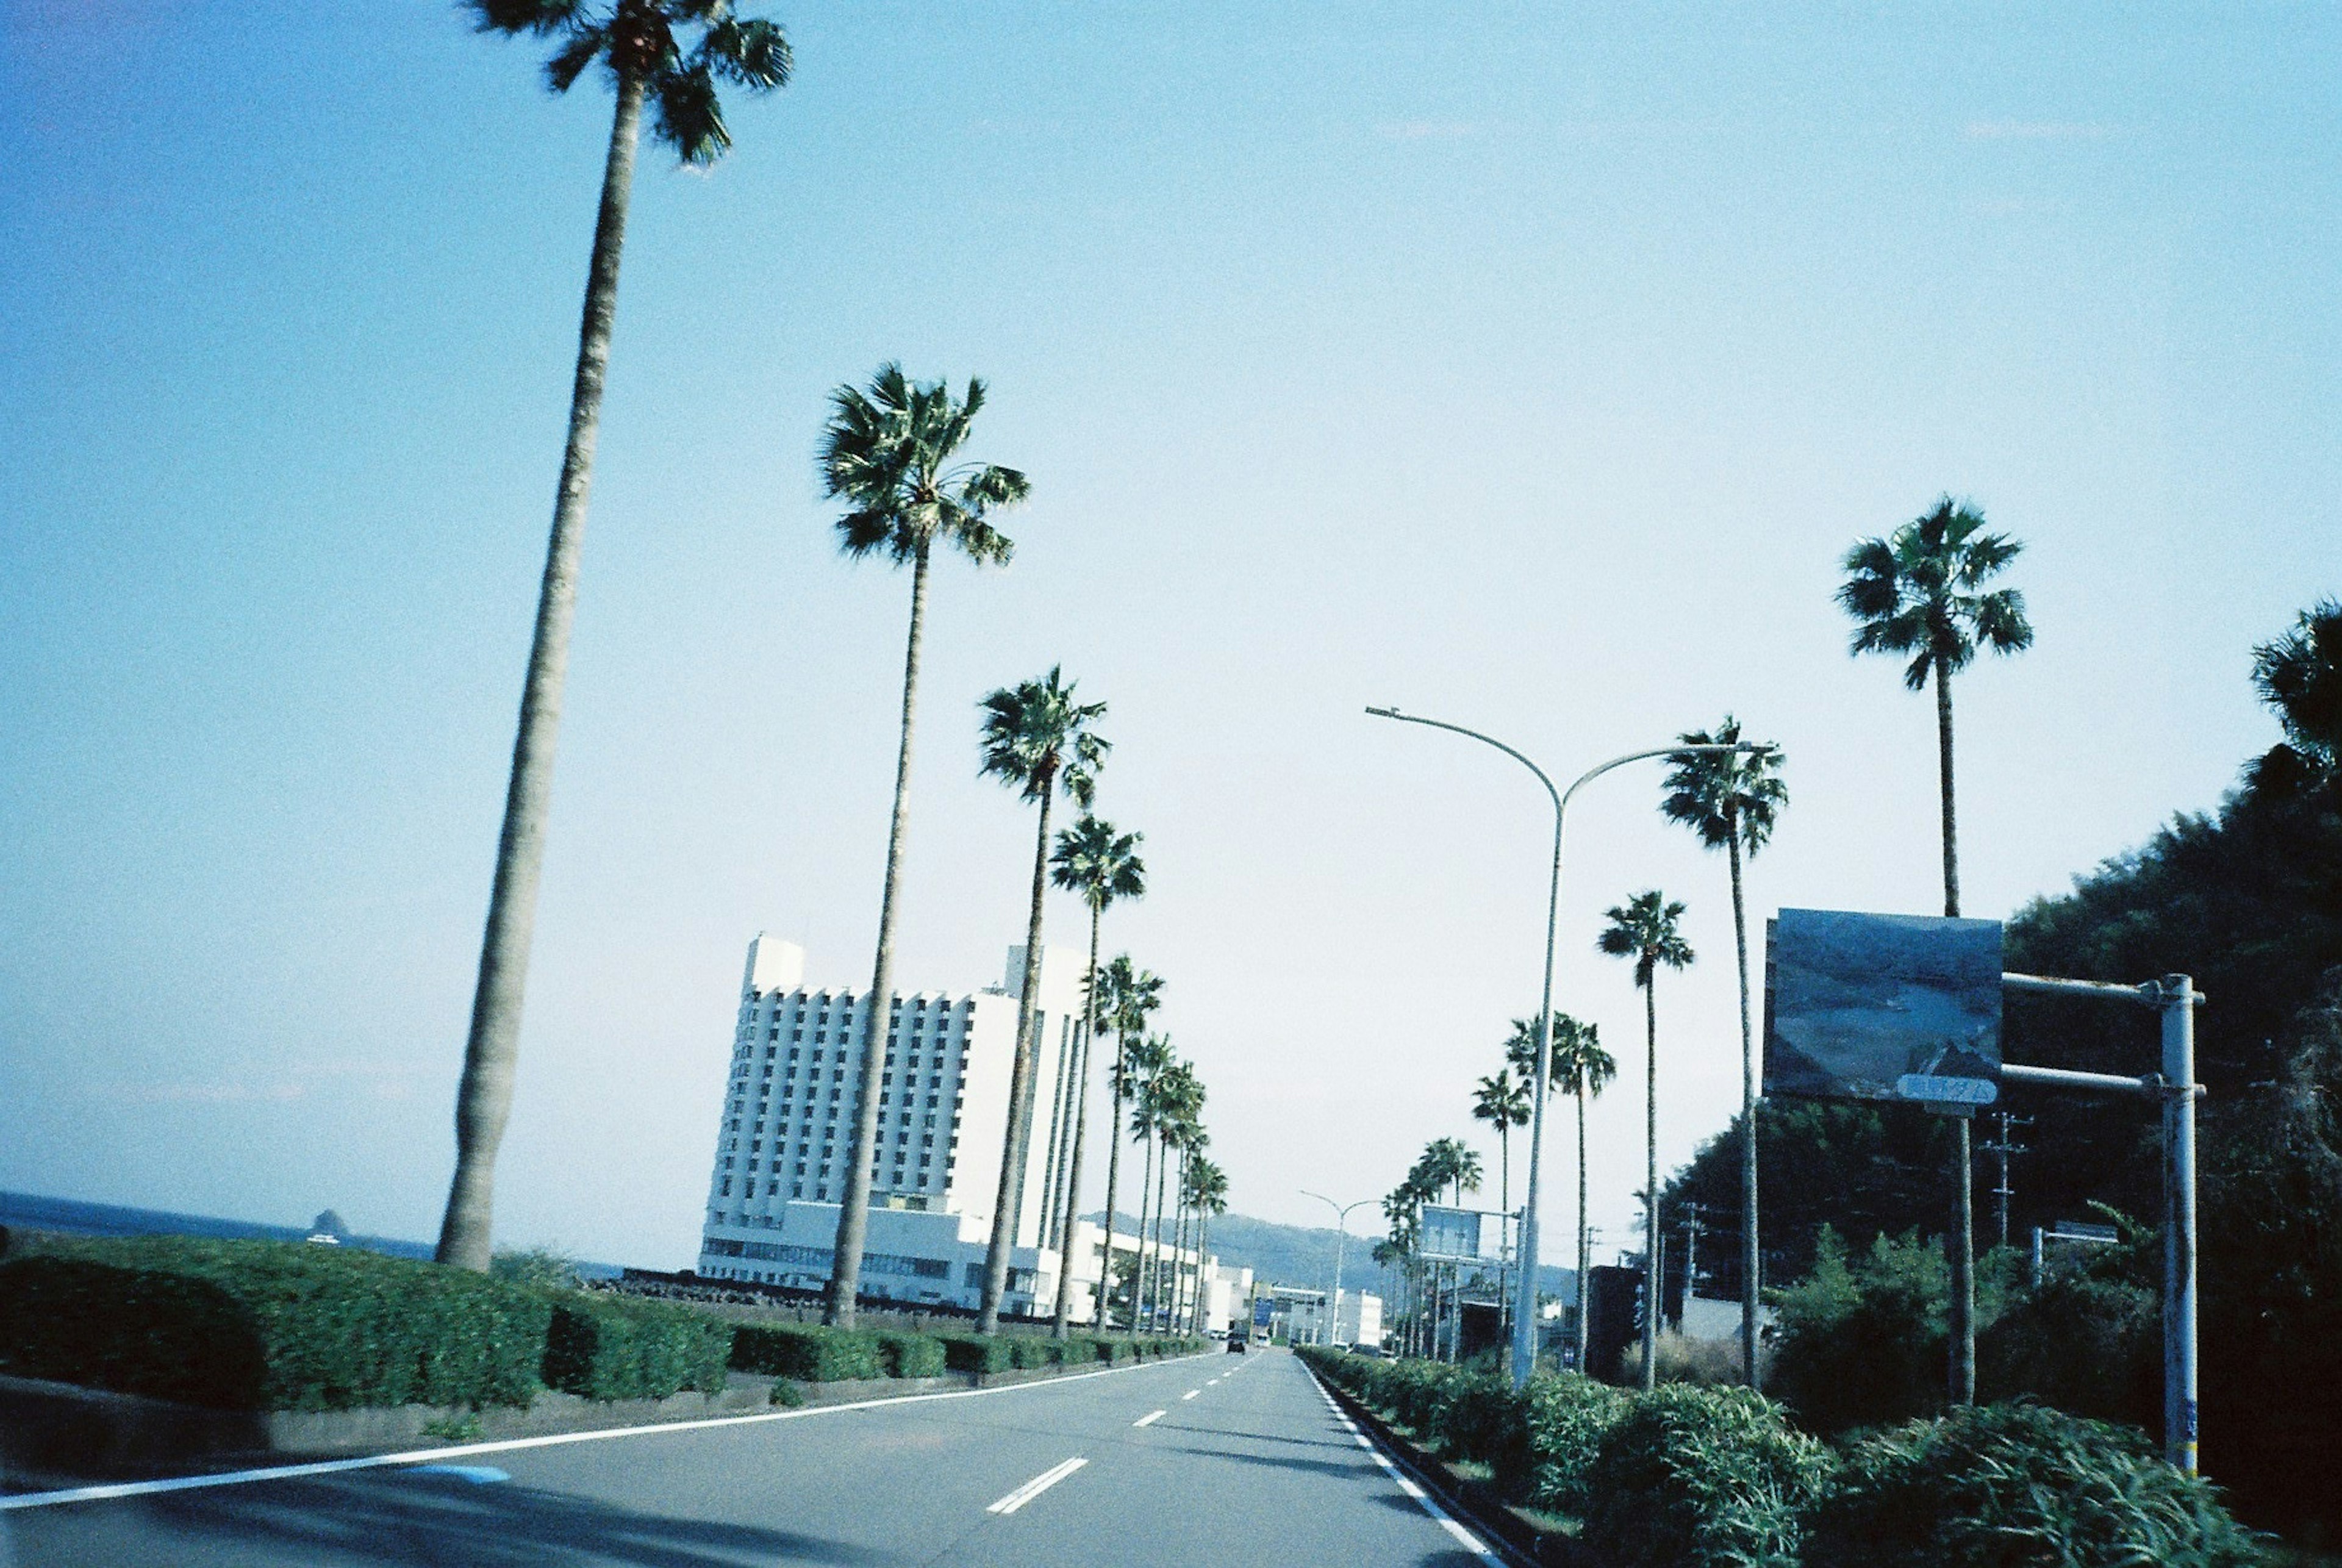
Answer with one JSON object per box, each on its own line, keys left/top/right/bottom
{"left": 1308, "top": 1370, "right": 1578, "bottom": 1568}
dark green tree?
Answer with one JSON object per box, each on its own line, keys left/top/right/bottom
{"left": 1599, "top": 889, "right": 1694, "bottom": 1391}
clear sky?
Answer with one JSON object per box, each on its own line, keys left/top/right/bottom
{"left": 3, "top": 2, "right": 2335, "bottom": 1271}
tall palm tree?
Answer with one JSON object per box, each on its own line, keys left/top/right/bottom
{"left": 1598, "top": 889, "right": 1693, "bottom": 1391}
{"left": 1044, "top": 817, "right": 1145, "bottom": 1337}
{"left": 816, "top": 369, "right": 1029, "bottom": 1325}
{"left": 1509, "top": 1011, "right": 1616, "bottom": 1365}
{"left": 1094, "top": 958, "right": 1163, "bottom": 1326}
{"left": 975, "top": 668, "right": 1108, "bottom": 1332}
{"left": 1661, "top": 718, "right": 1787, "bottom": 1384}
{"left": 439, "top": 0, "right": 790, "bottom": 1272}
{"left": 1145, "top": 1062, "right": 1203, "bottom": 1330}
{"left": 1170, "top": 1122, "right": 1208, "bottom": 1331}
{"left": 1470, "top": 1069, "right": 1530, "bottom": 1288}
{"left": 1838, "top": 496, "right": 2033, "bottom": 1404}
{"left": 1119, "top": 1028, "right": 1172, "bottom": 1326}
{"left": 1186, "top": 1157, "right": 1230, "bottom": 1332}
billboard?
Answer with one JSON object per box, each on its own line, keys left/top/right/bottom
{"left": 1418, "top": 1204, "right": 1501, "bottom": 1262}
{"left": 1764, "top": 908, "right": 2003, "bottom": 1106}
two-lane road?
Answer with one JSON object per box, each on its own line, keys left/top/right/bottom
{"left": 2, "top": 1348, "right": 1495, "bottom": 1566}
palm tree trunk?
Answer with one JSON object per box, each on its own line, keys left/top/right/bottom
{"left": 823, "top": 547, "right": 931, "bottom": 1325}
{"left": 1100, "top": 1030, "right": 1128, "bottom": 1329}
{"left": 1497, "top": 1123, "right": 1511, "bottom": 1342}
{"left": 1148, "top": 1138, "right": 1171, "bottom": 1331}
{"left": 1730, "top": 831, "right": 1760, "bottom": 1386}
{"left": 1641, "top": 979, "right": 1660, "bottom": 1392}
{"left": 1133, "top": 1125, "right": 1155, "bottom": 1331}
{"left": 978, "top": 787, "right": 1055, "bottom": 1332}
{"left": 1049, "top": 904, "right": 1103, "bottom": 1336}
{"left": 1936, "top": 662, "right": 1960, "bottom": 920}
{"left": 1936, "top": 664, "right": 1977, "bottom": 1405}
{"left": 436, "top": 69, "right": 645, "bottom": 1273}
{"left": 1575, "top": 1085, "right": 1591, "bottom": 1376}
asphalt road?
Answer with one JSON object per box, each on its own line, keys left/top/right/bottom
{"left": 0, "top": 1348, "right": 1495, "bottom": 1567}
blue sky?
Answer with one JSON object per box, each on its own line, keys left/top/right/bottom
{"left": 3, "top": 2, "right": 2335, "bottom": 1269}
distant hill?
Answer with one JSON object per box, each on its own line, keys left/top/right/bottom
{"left": 1089, "top": 1209, "right": 1577, "bottom": 1308}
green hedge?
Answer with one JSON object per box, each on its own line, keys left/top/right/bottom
{"left": 873, "top": 1330, "right": 945, "bottom": 1380}
{"left": 1805, "top": 1404, "right": 2261, "bottom": 1568}
{"left": 1580, "top": 1383, "right": 1832, "bottom": 1568}
{"left": 729, "top": 1321, "right": 883, "bottom": 1383}
{"left": 936, "top": 1333, "right": 1016, "bottom": 1374}
{"left": 542, "top": 1296, "right": 730, "bottom": 1402}
{"left": 0, "top": 1237, "right": 548, "bottom": 1411}
{"left": 1301, "top": 1347, "right": 2261, "bottom": 1568}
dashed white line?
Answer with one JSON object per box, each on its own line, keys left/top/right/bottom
{"left": 1133, "top": 1409, "right": 1166, "bottom": 1428}
{"left": 986, "top": 1456, "right": 1087, "bottom": 1516}
{"left": 1181, "top": 1389, "right": 1200, "bottom": 1400}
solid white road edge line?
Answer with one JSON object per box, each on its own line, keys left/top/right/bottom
{"left": 985, "top": 1455, "right": 1087, "bottom": 1515}
{"left": 0, "top": 1351, "right": 1201, "bottom": 1512}
{"left": 1304, "top": 1364, "right": 1496, "bottom": 1560}
{"left": 1133, "top": 1410, "right": 1166, "bottom": 1428}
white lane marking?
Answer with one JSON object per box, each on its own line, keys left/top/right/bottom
{"left": 1133, "top": 1409, "right": 1166, "bottom": 1428}
{"left": 407, "top": 1465, "right": 509, "bottom": 1484}
{"left": 985, "top": 1455, "right": 1087, "bottom": 1515}
{"left": 0, "top": 1351, "right": 1209, "bottom": 1513}
{"left": 1305, "top": 1367, "right": 1495, "bottom": 1559}
{"left": 1181, "top": 1389, "right": 1200, "bottom": 1400}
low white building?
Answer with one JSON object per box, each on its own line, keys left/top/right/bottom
{"left": 695, "top": 936, "right": 1240, "bottom": 1324}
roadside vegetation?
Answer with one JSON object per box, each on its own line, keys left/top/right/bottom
{"left": 0, "top": 1231, "right": 1204, "bottom": 1416}
{"left": 1300, "top": 1345, "right": 2259, "bottom": 1568}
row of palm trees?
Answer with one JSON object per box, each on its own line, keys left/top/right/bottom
{"left": 431, "top": 2, "right": 1236, "bottom": 1337}
{"left": 1369, "top": 496, "right": 2029, "bottom": 1402}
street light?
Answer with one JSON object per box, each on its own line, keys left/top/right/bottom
{"left": 1366, "top": 704, "right": 1768, "bottom": 1389}
{"left": 1302, "top": 1190, "right": 1374, "bottom": 1347}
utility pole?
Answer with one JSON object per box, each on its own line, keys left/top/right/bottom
{"left": 1681, "top": 1201, "right": 1706, "bottom": 1303}
{"left": 1980, "top": 1112, "right": 2032, "bottom": 1251}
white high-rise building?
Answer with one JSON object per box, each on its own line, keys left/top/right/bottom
{"left": 697, "top": 934, "right": 1113, "bottom": 1316}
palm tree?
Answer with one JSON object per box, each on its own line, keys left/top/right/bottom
{"left": 1145, "top": 1062, "right": 1203, "bottom": 1331}
{"left": 1470, "top": 1069, "right": 1530, "bottom": 1278}
{"left": 1119, "top": 1028, "right": 1172, "bottom": 1326}
{"left": 816, "top": 370, "right": 1030, "bottom": 1325}
{"left": 1186, "top": 1157, "right": 1230, "bottom": 1332}
{"left": 2251, "top": 598, "right": 2342, "bottom": 795}
{"left": 1661, "top": 718, "right": 1787, "bottom": 1384}
{"left": 974, "top": 668, "right": 1108, "bottom": 1331}
{"left": 1838, "top": 496, "right": 2033, "bottom": 1405}
{"left": 1598, "top": 889, "right": 1693, "bottom": 1391}
{"left": 439, "top": 0, "right": 790, "bottom": 1272}
{"left": 1094, "top": 958, "right": 1163, "bottom": 1327}
{"left": 1509, "top": 1011, "right": 1616, "bottom": 1366}
{"left": 1170, "top": 1122, "right": 1208, "bottom": 1331}
{"left": 1044, "top": 817, "right": 1145, "bottom": 1337}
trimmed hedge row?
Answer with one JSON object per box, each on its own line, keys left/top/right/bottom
{"left": 1298, "top": 1347, "right": 2258, "bottom": 1568}
{"left": 0, "top": 1232, "right": 1211, "bottom": 1416}
{"left": 0, "top": 1239, "right": 549, "bottom": 1412}
{"left": 544, "top": 1297, "right": 730, "bottom": 1402}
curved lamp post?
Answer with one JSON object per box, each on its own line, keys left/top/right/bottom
{"left": 1301, "top": 1190, "right": 1375, "bottom": 1346}
{"left": 1366, "top": 704, "right": 1766, "bottom": 1389}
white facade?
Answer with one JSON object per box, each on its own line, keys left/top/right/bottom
{"left": 697, "top": 935, "right": 1230, "bottom": 1320}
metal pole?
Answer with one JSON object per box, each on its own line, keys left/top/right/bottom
{"left": 1365, "top": 706, "right": 1765, "bottom": 1390}
{"left": 2163, "top": 974, "right": 2199, "bottom": 1474}
{"left": 1302, "top": 1192, "right": 1370, "bottom": 1347}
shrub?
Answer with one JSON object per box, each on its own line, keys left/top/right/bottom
{"left": 492, "top": 1247, "right": 584, "bottom": 1293}
{"left": 1580, "top": 1383, "right": 1832, "bottom": 1568}
{"left": 1430, "top": 1370, "right": 1522, "bottom": 1466}
{"left": 1620, "top": 1330, "right": 1748, "bottom": 1388}
{"left": 1769, "top": 1227, "right": 1954, "bottom": 1435}
{"left": 1008, "top": 1334, "right": 1059, "bottom": 1370}
{"left": 542, "top": 1296, "right": 730, "bottom": 1401}
{"left": 872, "top": 1330, "right": 945, "bottom": 1380}
{"left": 936, "top": 1333, "right": 1016, "bottom": 1374}
{"left": 0, "top": 1237, "right": 548, "bottom": 1411}
{"left": 1804, "top": 1403, "right": 2261, "bottom": 1568}
{"left": 1979, "top": 1264, "right": 2159, "bottom": 1431}
{"left": 729, "top": 1321, "right": 883, "bottom": 1383}
{"left": 1508, "top": 1373, "right": 1630, "bottom": 1517}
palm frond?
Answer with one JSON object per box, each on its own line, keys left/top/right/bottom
{"left": 652, "top": 62, "right": 729, "bottom": 165}
{"left": 470, "top": 0, "right": 585, "bottom": 37}
{"left": 543, "top": 27, "right": 609, "bottom": 91}
{"left": 699, "top": 16, "right": 792, "bottom": 89}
